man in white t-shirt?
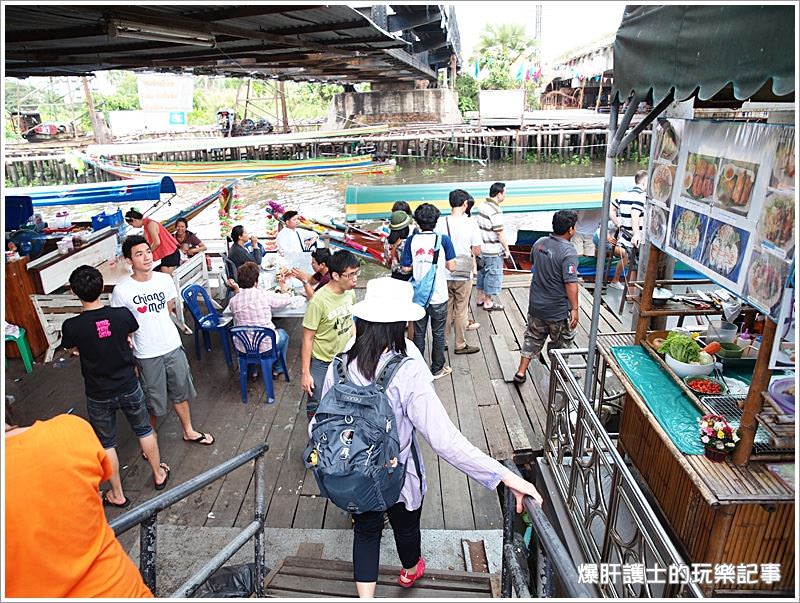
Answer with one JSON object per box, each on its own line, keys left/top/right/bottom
{"left": 572, "top": 209, "right": 603, "bottom": 257}
{"left": 401, "top": 203, "right": 456, "bottom": 379}
{"left": 112, "top": 235, "right": 214, "bottom": 450}
{"left": 435, "top": 189, "right": 482, "bottom": 355}
{"left": 276, "top": 210, "right": 319, "bottom": 256}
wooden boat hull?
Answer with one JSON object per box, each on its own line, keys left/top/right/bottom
{"left": 84, "top": 154, "right": 396, "bottom": 184}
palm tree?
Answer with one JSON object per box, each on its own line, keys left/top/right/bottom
{"left": 473, "top": 23, "right": 537, "bottom": 70}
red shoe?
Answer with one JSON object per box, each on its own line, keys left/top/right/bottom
{"left": 398, "top": 557, "right": 426, "bottom": 588}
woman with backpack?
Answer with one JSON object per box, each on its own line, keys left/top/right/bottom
{"left": 308, "top": 278, "right": 542, "bottom": 597}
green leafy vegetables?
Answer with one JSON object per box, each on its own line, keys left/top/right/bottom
{"left": 658, "top": 332, "right": 701, "bottom": 364}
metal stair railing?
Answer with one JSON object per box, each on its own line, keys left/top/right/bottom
{"left": 545, "top": 348, "right": 703, "bottom": 598}
{"left": 109, "top": 443, "right": 269, "bottom": 597}
{"left": 500, "top": 460, "right": 594, "bottom": 598}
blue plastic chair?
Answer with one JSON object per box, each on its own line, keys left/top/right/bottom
{"left": 230, "top": 326, "right": 290, "bottom": 404}
{"left": 181, "top": 283, "right": 233, "bottom": 367}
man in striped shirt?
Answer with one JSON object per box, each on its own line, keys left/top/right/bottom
{"left": 611, "top": 170, "right": 648, "bottom": 286}
{"left": 475, "top": 182, "right": 511, "bottom": 312}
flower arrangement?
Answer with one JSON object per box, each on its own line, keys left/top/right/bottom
{"left": 698, "top": 413, "right": 740, "bottom": 451}
{"left": 266, "top": 199, "right": 286, "bottom": 218}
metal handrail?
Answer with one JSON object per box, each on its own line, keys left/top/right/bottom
{"left": 500, "top": 460, "right": 594, "bottom": 598}
{"left": 110, "top": 443, "right": 269, "bottom": 597}
{"left": 545, "top": 348, "right": 703, "bottom": 598}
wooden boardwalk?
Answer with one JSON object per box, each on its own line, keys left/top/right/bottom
{"left": 6, "top": 278, "right": 624, "bottom": 537}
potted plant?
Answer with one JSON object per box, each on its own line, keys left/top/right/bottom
{"left": 698, "top": 413, "right": 740, "bottom": 462}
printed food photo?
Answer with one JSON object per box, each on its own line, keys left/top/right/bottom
{"left": 770, "top": 133, "right": 796, "bottom": 190}
{"left": 702, "top": 220, "right": 749, "bottom": 282}
{"left": 745, "top": 249, "right": 788, "bottom": 313}
{"left": 650, "top": 164, "right": 675, "bottom": 204}
{"left": 682, "top": 153, "right": 719, "bottom": 202}
{"left": 714, "top": 159, "right": 759, "bottom": 215}
{"left": 670, "top": 206, "right": 706, "bottom": 260}
{"left": 758, "top": 192, "right": 795, "bottom": 254}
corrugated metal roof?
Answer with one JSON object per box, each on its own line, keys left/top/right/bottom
{"left": 5, "top": 4, "right": 457, "bottom": 82}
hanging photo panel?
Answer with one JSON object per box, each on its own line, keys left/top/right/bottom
{"left": 659, "top": 119, "right": 794, "bottom": 318}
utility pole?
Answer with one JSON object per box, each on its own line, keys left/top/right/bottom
{"left": 81, "top": 76, "right": 110, "bottom": 143}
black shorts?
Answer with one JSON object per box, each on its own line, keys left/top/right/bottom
{"left": 157, "top": 247, "right": 181, "bottom": 268}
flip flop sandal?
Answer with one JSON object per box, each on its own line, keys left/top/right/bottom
{"left": 513, "top": 373, "right": 527, "bottom": 384}
{"left": 102, "top": 492, "right": 132, "bottom": 509}
{"left": 183, "top": 432, "right": 215, "bottom": 446}
{"left": 484, "top": 303, "right": 505, "bottom": 312}
{"left": 154, "top": 463, "right": 170, "bottom": 491}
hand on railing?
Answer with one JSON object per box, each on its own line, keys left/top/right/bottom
{"left": 501, "top": 470, "right": 543, "bottom": 513}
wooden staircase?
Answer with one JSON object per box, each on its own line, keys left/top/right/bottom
{"left": 264, "top": 555, "right": 500, "bottom": 598}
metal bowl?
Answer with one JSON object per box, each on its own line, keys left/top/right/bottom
{"left": 651, "top": 287, "right": 674, "bottom": 306}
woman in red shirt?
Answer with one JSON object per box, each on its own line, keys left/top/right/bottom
{"left": 124, "top": 209, "right": 181, "bottom": 274}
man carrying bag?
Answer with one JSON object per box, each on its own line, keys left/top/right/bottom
{"left": 401, "top": 203, "right": 456, "bottom": 380}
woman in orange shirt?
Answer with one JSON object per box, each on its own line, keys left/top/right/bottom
{"left": 5, "top": 408, "right": 153, "bottom": 598}
{"left": 124, "top": 209, "right": 181, "bottom": 275}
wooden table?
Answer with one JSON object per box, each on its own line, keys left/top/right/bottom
{"left": 597, "top": 332, "right": 794, "bottom": 596}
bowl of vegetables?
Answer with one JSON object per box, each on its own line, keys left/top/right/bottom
{"left": 684, "top": 375, "right": 728, "bottom": 396}
{"left": 658, "top": 331, "right": 716, "bottom": 378}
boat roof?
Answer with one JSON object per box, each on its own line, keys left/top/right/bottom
{"left": 5, "top": 177, "right": 177, "bottom": 208}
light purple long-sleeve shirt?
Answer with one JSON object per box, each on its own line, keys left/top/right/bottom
{"left": 312, "top": 348, "right": 508, "bottom": 511}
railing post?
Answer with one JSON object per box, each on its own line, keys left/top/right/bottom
{"left": 140, "top": 514, "right": 158, "bottom": 595}
{"left": 501, "top": 483, "right": 514, "bottom": 598}
{"left": 254, "top": 453, "right": 267, "bottom": 597}
{"left": 534, "top": 535, "right": 555, "bottom": 597}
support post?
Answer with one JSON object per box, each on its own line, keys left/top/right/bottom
{"left": 582, "top": 98, "right": 618, "bottom": 398}
{"left": 254, "top": 453, "right": 267, "bottom": 596}
{"left": 278, "top": 81, "right": 289, "bottom": 133}
{"left": 635, "top": 243, "right": 663, "bottom": 343}
{"left": 732, "top": 318, "right": 777, "bottom": 465}
{"left": 81, "top": 76, "right": 110, "bottom": 144}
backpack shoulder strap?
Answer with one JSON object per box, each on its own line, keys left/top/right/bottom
{"left": 333, "top": 353, "right": 349, "bottom": 383}
{"left": 376, "top": 354, "right": 410, "bottom": 389}
{"left": 375, "top": 353, "right": 424, "bottom": 494}
{"left": 431, "top": 234, "right": 441, "bottom": 264}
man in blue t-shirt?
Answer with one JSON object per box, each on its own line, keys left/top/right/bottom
{"left": 401, "top": 203, "right": 456, "bottom": 379}
{"left": 512, "top": 211, "right": 580, "bottom": 384}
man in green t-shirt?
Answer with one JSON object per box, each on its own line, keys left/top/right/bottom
{"left": 301, "top": 249, "right": 359, "bottom": 419}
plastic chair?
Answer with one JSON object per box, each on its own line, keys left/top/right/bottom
{"left": 230, "top": 326, "right": 290, "bottom": 404}
{"left": 221, "top": 252, "right": 238, "bottom": 302}
{"left": 181, "top": 284, "right": 233, "bottom": 367}
{"left": 5, "top": 327, "right": 33, "bottom": 373}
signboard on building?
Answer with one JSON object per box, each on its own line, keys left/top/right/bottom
{"left": 108, "top": 110, "right": 189, "bottom": 136}
{"left": 137, "top": 74, "right": 194, "bottom": 112}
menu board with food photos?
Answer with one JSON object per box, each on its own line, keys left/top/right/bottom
{"left": 646, "top": 119, "right": 795, "bottom": 320}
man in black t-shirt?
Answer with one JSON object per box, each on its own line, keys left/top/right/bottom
{"left": 62, "top": 266, "right": 169, "bottom": 508}
{"left": 512, "top": 211, "right": 580, "bottom": 384}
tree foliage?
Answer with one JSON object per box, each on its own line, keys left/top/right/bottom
{"left": 473, "top": 23, "right": 537, "bottom": 90}
{"left": 455, "top": 74, "right": 479, "bottom": 113}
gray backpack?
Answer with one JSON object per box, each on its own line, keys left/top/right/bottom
{"left": 303, "top": 353, "right": 420, "bottom": 514}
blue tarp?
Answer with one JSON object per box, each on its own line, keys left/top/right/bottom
{"left": 4, "top": 177, "right": 176, "bottom": 208}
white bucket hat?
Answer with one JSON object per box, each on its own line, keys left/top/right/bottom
{"left": 351, "top": 277, "right": 425, "bottom": 323}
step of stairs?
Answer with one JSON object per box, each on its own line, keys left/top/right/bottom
{"left": 265, "top": 555, "right": 500, "bottom": 598}
{"left": 125, "top": 526, "right": 502, "bottom": 596}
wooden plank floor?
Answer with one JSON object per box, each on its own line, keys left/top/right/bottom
{"left": 6, "top": 278, "right": 626, "bottom": 534}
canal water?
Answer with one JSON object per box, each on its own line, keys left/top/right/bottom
{"left": 38, "top": 158, "right": 645, "bottom": 246}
